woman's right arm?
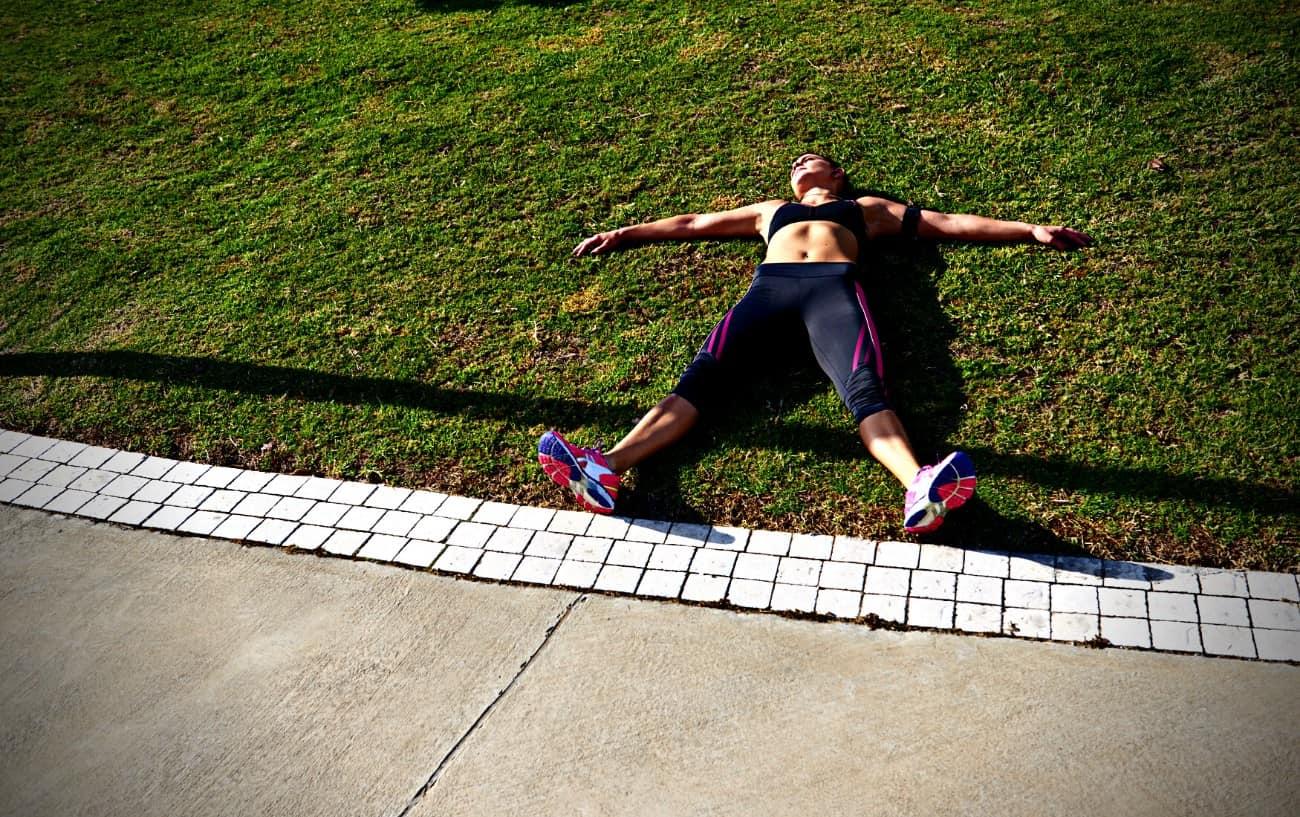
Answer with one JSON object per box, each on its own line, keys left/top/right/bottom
{"left": 572, "top": 201, "right": 780, "bottom": 257}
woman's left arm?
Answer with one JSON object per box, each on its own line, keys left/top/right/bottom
{"left": 861, "top": 197, "right": 1093, "bottom": 251}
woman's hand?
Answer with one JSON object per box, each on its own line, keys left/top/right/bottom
{"left": 572, "top": 229, "right": 624, "bottom": 257}
{"left": 1031, "top": 224, "right": 1094, "bottom": 251}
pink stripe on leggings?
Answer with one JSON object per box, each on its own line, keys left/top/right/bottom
{"left": 853, "top": 281, "right": 884, "bottom": 380}
{"left": 714, "top": 309, "right": 735, "bottom": 359}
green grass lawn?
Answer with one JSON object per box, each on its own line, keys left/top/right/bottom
{"left": 2, "top": 0, "right": 1296, "bottom": 569}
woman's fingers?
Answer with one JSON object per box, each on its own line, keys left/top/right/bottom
{"left": 572, "top": 232, "right": 614, "bottom": 257}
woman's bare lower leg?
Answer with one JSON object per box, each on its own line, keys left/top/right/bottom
{"left": 604, "top": 394, "right": 700, "bottom": 474}
{"left": 858, "top": 410, "right": 922, "bottom": 487}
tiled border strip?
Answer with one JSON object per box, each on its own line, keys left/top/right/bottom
{"left": 1, "top": 429, "right": 1297, "bottom": 662}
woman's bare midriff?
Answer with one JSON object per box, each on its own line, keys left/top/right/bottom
{"left": 761, "top": 220, "right": 859, "bottom": 264}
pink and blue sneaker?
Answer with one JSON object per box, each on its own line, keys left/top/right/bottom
{"left": 904, "top": 451, "right": 977, "bottom": 534}
{"left": 537, "top": 430, "right": 621, "bottom": 515}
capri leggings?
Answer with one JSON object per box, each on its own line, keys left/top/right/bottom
{"left": 672, "top": 262, "right": 888, "bottom": 423}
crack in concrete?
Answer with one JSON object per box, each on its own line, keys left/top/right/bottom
{"left": 393, "top": 592, "right": 586, "bottom": 817}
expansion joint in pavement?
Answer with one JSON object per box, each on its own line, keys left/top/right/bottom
{"left": 396, "top": 592, "right": 587, "bottom": 815}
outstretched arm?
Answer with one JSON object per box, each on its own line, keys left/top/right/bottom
{"left": 860, "top": 197, "right": 1093, "bottom": 251}
{"left": 572, "top": 201, "right": 779, "bottom": 257}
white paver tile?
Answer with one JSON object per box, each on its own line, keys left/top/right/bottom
{"left": 553, "top": 559, "right": 601, "bottom": 589}
{"left": 1148, "top": 592, "right": 1198, "bottom": 622}
{"left": 587, "top": 515, "right": 630, "bottom": 539}
{"left": 337, "top": 505, "right": 386, "bottom": 531}
{"left": 567, "top": 536, "right": 613, "bottom": 563}
{"left": 525, "top": 532, "right": 572, "bottom": 560}
{"left": 1197, "top": 595, "right": 1249, "bottom": 627}
{"left": 816, "top": 588, "right": 862, "bottom": 618}
{"left": 1102, "top": 561, "right": 1153, "bottom": 590}
{"left": 1055, "top": 555, "right": 1104, "bottom": 586}
{"left": 770, "top": 583, "right": 818, "bottom": 613}
{"left": 473, "top": 551, "right": 522, "bottom": 580}
{"left": 1098, "top": 588, "right": 1147, "bottom": 618}
{"left": 372, "top": 509, "right": 420, "bottom": 537}
{"left": 649, "top": 544, "right": 694, "bottom": 572}
{"left": 398, "top": 490, "right": 447, "bottom": 516}
{"left": 1144, "top": 563, "right": 1200, "bottom": 594}
{"left": 38, "top": 464, "right": 87, "bottom": 488}
{"left": 328, "top": 481, "right": 375, "bottom": 506}
{"left": 365, "top": 485, "right": 412, "bottom": 510}
{"left": 0, "top": 430, "right": 29, "bottom": 453}
{"left": 101, "top": 450, "right": 146, "bottom": 474}
{"left": 626, "top": 518, "right": 671, "bottom": 543}
{"left": 230, "top": 492, "right": 280, "bottom": 518}
{"left": 1248, "top": 599, "right": 1300, "bottom": 631}
{"left": 446, "top": 521, "right": 495, "bottom": 549}
{"left": 1051, "top": 613, "right": 1100, "bottom": 642}
{"left": 108, "top": 501, "right": 163, "bottom": 526}
{"left": 665, "top": 522, "right": 711, "bottom": 546}
{"left": 211, "top": 515, "right": 262, "bottom": 541}
{"left": 875, "top": 540, "right": 920, "bottom": 568}
{"left": 776, "top": 557, "right": 820, "bottom": 587}
{"left": 195, "top": 466, "right": 241, "bottom": 489}
{"left": 595, "top": 564, "right": 643, "bottom": 594}
{"left": 707, "top": 526, "right": 748, "bottom": 551}
{"left": 9, "top": 459, "right": 56, "bottom": 483}
{"left": 45, "top": 489, "right": 95, "bottom": 515}
{"left": 10, "top": 436, "right": 55, "bottom": 458}
{"left": 264, "top": 474, "right": 309, "bottom": 496}
{"left": 1200, "top": 624, "right": 1255, "bottom": 658}
{"left": 638, "top": 570, "right": 686, "bottom": 598}
{"left": 691, "top": 548, "right": 736, "bottom": 577}
{"left": 513, "top": 556, "right": 562, "bottom": 585}
{"left": 101, "top": 474, "right": 149, "bottom": 499}
{"left": 682, "top": 573, "right": 729, "bottom": 602}
{"left": 607, "top": 540, "right": 653, "bottom": 568}
{"left": 863, "top": 565, "right": 907, "bottom": 595}
{"left": 133, "top": 480, "right": 181, "bottom": 505}
{"left": 1007, "top": 554, "right": 1056, "bottom": 582}
{"left": 161, "top": 461, "right": 210, "bottom": 485}
{"left": 911, "top": 570, "right": 956, "bottom": 600}
{"left": 955, "top": 603, "right": 1002, "bottom": 634}
{"left": 0, "top": 478, "right": 34, "bottom": 503}
{"left": 267, "top": 496, "right": 315, "bottom": 522}
{"left": 1004, "top": 608, "right": 1050, "bottom": 639}
{"left": 322, "top": 529, "right": 369, "bottom": 556}
{"left": 1101, "top": 617, "right": 1151, "bottom": 648}
{"left": 394, "top": 539, "right": 443, "bottom": 568}
{"left": 485, "top": 526, "right": 533, "bottom": 554}
{"left": 547, "top": 509, "right": 593, "bottom": 535}
{"left": 435, "top": 495, "right": 481, "bottom": 520}
{"left": 246, "top": 518, "right": 298, "bottom": 546}
{"left": 746, "top": 529, "right": 791, "bottom": 556}
{"left": 41, "top": 440, "right": 87, "bottom": 463}
{"left": 198, "top": 489, "right": 247, "bottom": 514}
{"left": 143, "top": 506, "right": 193, "bottom": 532}
{"left": 861, "top": 594, "right": 907, "bottom": 623}
{"left": 956, "top": 574, "right": 1002, "bottom": 606}
{"left": 1051, "top": 584, "right": 1098, "bottom": 614}
{"left": 471, "top": 501, "right": 519, "bottom": 526}
{"left": 734, "top": 553, "right": 779, "bottom": 582}
{"left": 830, "top": 536, "right": 875, "bottom": 564}
{"left": 821, "top": 561, "right": 867, "bottom": 591}
{"left": 909, "top": 598, "right": 954, "bottom": 629}
{"left": 1198, "top": 569, "right": 1248, "bottom": 597}
{"left": 1254, "top": 629, "right": 1300, "bottom": 662}
{"left": 965, "top": 550, "right": 1010, "bottom": 578}
{"left": 357, "top": 534, "right": 408, "bottom": 562}
{"left": 294, "top": 477, "right": 344, "bottom": 501}
{"left": 790, "top": 533, "right": 833, "bottom": 560}
{"left": 508, "top": 505, "right": 554, "bottom": 531}
{"left": 299, "top": 501, "right": 349, "bottom": 527}
{"left": 728, "top": 578, "right": 774, "bottom": 608}
{"left": 0, "top": 453, "right": 25, "bottom": 478}
{"left": 228, "top": 470, "right": 275, "bottom": 493}
{"left": 1246, "top": 571, "right": 1300, "bottom": 602}
{"left": 14, "top": 483, "right": 62, "bottom": 508}
{"left": 919, "top": 544, "right": 965, "bottom": 573}
{"left": 179, "top": 511, "right": 227, "bottom": 535}
{"left": 74, "top": 494, "right": 127, "bottom": 520}
{"left": 68, "top": 442, "right": 115, "bottom": 468}
{"left": 409, "top": 515, "right": 457, "bottom": 543}
{"left": 1154, "top": 621, "right": 1201, "bottom": 653}
{"left": 167, "top": 485, "right": 214, "bottom": 509}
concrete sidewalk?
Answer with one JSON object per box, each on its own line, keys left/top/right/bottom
{"left": 1, "top": 506, "right": 1297, "bottom": 817}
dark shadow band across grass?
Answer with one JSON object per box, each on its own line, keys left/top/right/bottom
{"left": 2, "top": 351, "right": 1293, "bottom": 522}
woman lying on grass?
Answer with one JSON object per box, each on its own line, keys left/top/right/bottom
{"left": 539, "top": 153, "right": 1092, "bottom": 534}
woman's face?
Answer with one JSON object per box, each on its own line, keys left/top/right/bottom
{"left": 790, "top": 153, "right": 843, "bottom": 195}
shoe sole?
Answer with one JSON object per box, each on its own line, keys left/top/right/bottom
{"left": 905, "top": 452, "right": 977, "bottom": 534}
{"left": 537, "top": 431, "right": 615, "bottom": 514}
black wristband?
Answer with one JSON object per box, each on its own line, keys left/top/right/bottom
{"left": 902, "top": 205, "right": 922, "bottom": 239}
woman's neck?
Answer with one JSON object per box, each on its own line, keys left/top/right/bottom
{"left": 798, "top": 187, "right": 840, "bottom": 205}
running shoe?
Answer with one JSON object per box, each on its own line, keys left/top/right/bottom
{"left": 904, "top": 451, "right": 977, "bottom": 534}
{"left": 537, "top": 430, "right": 620, "bottom": 514}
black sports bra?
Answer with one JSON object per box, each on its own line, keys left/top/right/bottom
{"left": 766, "top": 199, "right": 867, "bottom": 245}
